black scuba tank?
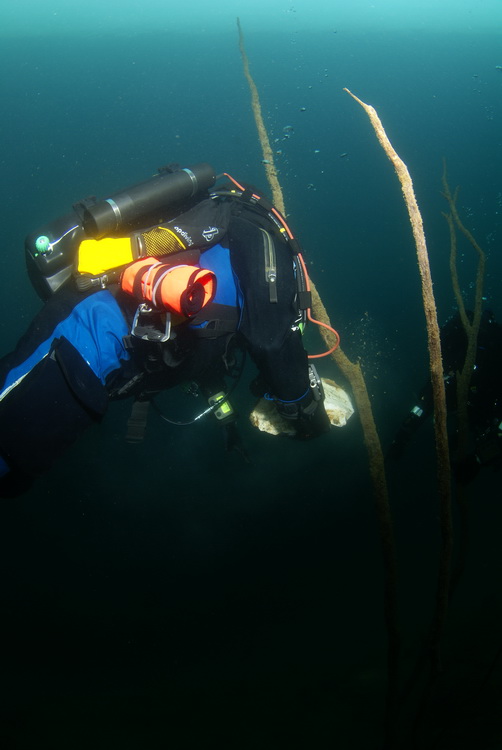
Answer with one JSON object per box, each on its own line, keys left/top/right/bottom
{"left": 25, "top": 162, "right": 217, "bottom": 301}
{"left": 80, "top": 163, "right": 216, "bottom": 239}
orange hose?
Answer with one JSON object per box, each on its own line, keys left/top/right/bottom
{"left": 221, "top": 173, "right": 340, "bottom": 358}
{"left": 297, "top": 252, "right": 340, "bottom": 358}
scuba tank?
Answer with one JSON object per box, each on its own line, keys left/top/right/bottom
{"left": 81, "top": 163, "right": 216, "bottom": 239}
{"left": 25, "top": 163, "right": 216, "bottom": 301}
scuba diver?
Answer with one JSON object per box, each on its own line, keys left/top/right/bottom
{"left": 0, "top": 163, "right": 335, "bottom": 498}
{"left": 388, "top": 309, "right": 502, "bottom": 482}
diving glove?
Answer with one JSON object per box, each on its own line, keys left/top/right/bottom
{"left": 276, "top": 392, "right": 331, "bottom": 440}
{"left": 275, "top": 365, "right": 330, "bottom": 440}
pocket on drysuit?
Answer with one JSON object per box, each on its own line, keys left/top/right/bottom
{"left": 0, "top": 336, "right": 109, "bottom": 476}
{"left": 53, "top": 335, "right": 109, "bottom": 415}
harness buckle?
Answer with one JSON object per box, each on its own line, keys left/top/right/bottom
{"left": 131, "top": 303, "right": 172, "bottom": 343}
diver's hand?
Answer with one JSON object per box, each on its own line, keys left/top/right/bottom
{"left": 277, "top": 394, "right": 331, "bottom": 440}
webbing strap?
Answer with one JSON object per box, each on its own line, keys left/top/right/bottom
{"left": 126, "top": 399, "right": 150, "bottom": 443}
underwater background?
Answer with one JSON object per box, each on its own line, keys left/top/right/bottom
{"left": 0, "top": 1, "right": 501, "bottom": 747}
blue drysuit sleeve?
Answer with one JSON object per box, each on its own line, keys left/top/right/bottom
{"left": 0, "top": 288, "right": 130, "bottom": 485}
{"left": 0, "top": 289, "right": 129, "bottom": 400}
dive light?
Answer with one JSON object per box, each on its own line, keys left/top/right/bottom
{"left": 81, "top": 163, "right": 216, "bottom": 239}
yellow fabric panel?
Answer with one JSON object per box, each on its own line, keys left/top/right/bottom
{"left": 77, "top": 237, "right": 134, "bottom": 275}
